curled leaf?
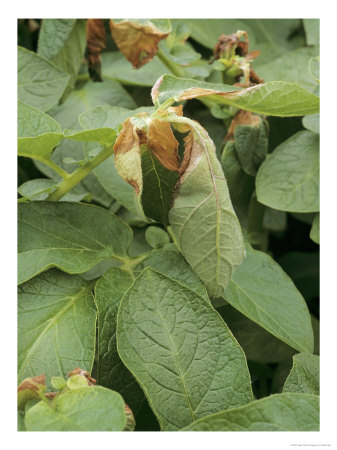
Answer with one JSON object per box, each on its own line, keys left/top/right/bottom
{"left": 226, "top": 110, "right": 261, "bottom": 139}
{"left": 86, "top": 19, "right": 107, "bottom": 81}
{"left": 18, "top": 375, "right": 46, "bottom": 410}
{"left": 168, "top": 115, "right": 245, "bottom": 298}
{"left": 109, "top": 19, "right": 170, "bottom": 68}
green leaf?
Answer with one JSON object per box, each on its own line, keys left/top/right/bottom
{"left": 182, "top": 393, "right": 319, "bottom": 431}
{"left": 18, "top": 101, "right": 64, "bottom": 169}
{"left": 140, "top": 145, "right": 178, "bottom": 225}
{"left": 94, "top": 268, "right": 144, "bottom": 408}
{"left": 117, "top": 268, "right": 253, "bottom": 431}
{"left": 102, "top": 52, "right": 172, "bottom": 86}
{"left": 25, "top": 386, "right": 126, "bottom": 431}
{"left": 145, "top": 226, "right": 170, "bottom": 249}
{"left": 152, "top": 75, "right": 319, "bottom": 117}
{"left": 219, "top": 305, "right": 296, "bottom": 363}
{"left": 233, "top": 119, "right": 268, "bottom": 176}
{"left": 38, "top": 19, "right": 86, "bottom": 98}
{"left": 136, "top": 246, "right": 209, "bottom": 303}
{"left": 64, "top": 127, "right": 117, "bottom": 147}
{"left": 283, "top": 353, "right": 319, "bottom": 395}
{"left": 262, "top": 207, "right": 287, "bottom": 232}
{"left": 18, "top": 202, "right": 132, "bottom": 284}
{"left": 37, "top": 19, "right": 76, "bottom": 59}
{"left": 310, "top": 213, "right": 319, "bottom": 244}
{"left": 254, "top": 46, "right": 319, "bottom": 92}
{"left": 18, "top": 270, "right": 96, "bottom": 385}
{"left": 302, "top": 114, "right": 320, "bottom": 134}
{"left": 256, "top": 131, "right": 319, "bottom": 212}
{"left": 224, "top": 243, "right": 314, "bottom": 353}
{"left": 18, "top": 46, "right": 69, "bottom": 111}
{"left": 18, "top": 179, "right": 89, "bottom": 202}
{"left": 303, "top": 19, "right": 320, "bottom": 46}
{"left": 168, "top": 118, "right": 245, "bottom": 298}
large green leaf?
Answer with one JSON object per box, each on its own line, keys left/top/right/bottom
{"left": 18, "top": 270, "right": 96, "bottom": 385}
{"left": 283, "top": 353, "right": 319, "bottom": 395}
{"left": 303, "top": 19, "right": 319, "bottom": 46}
{"left": 38, "top": 19, "right": 86, "bottom": 98}
{"left": 117, "top": 268, "right": 253, "bottom": 431}
{"left": 182, "top": 393, "right": 319, "bottom": 431}
{"left": 94, "top": 268, "right": 144, "bottom": 410}
{"left": 168, "top": 118, "right": 244, "bottom": 298}
{"left": 18, "top": 46, "right": 69, "bottom": 111}
{"left": 256, "top": 131, "right": 319, "bottom": 212}
{"left": 18, "top": 101, "right": 64, "bottom": 169}
{"left": 152, "top": 75, "right": 319, "bottom": 116}
{"left": 24, "top": 386, "right": 126, "bottom": 431}
{"left": 63, "top": 127, "right": 117, "bottom": 147}
{"left": 18, "top": 202, "right": 132, "bottom": 284}
{"left": 224, "top": 243, "right": 314, "bottom": 353}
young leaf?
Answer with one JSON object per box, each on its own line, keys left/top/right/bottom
{"left": 18, "top": 270, "right": 96, "bottom": 385}
{"left": 182, "top": 393, "right": 319, "bottom": 431}
{"left": 223, "top": 243, "right": 314, "bottom": 353}
{"left": 256, "top": 131, "right": 319, "bottom": 212}
{"left": 18, "top": 179, "right": 89, "bottom": 202}
{"left": 18, "top": 46, "right": 69, "bottom": 111}
{"left": 283, "top": 353, "right": 319, "bottom": 395}
{"left": 145, "top": 226, "right": 170, "bottom": 249}
{"left": 117, "top": 268, "right": 253, "bottom": 431}
{"left": 24, "top": 386, "right": 126, "bottom": 431}
{"left": 18, "top": 202, "right": 132, "bottom": 284}
{"left": 109, "top": 19, "right": 171, "bottom": 68}
{"left": 151, "top": 75, "right": 319, "bottom": 117}
{"left": 168, "top": 117, "right": 245, "bottom": 298}
{"left": 94, "top": 268, "right": 145, "bottom": 411}
{"left": 302, "top": 113, "right": 320, "bottom": 134}
{"left": 310, "top": 213, "right": 320, "bottom": 244}
{"left": 63, "top": 127, "right": 117, "bottom": 147}
{"left": 18, "top": 101, "right": 64, "bottom": 169}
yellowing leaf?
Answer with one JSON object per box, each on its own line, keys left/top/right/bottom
{"left": 110, "top": 19, "right": 170, "bottom": 68}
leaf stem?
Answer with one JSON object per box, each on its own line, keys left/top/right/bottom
{"left": 156, "top": 49, "right": 185, "bottom": 78}
{"left": 47, "top": 143, "right": 115, "bottom": 201}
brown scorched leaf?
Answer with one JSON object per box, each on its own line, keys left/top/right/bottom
{"left": 18, "top": 375, "right": 46, "bottom": 410}
{"left": 109, "top": 19, "right": 170, "bottom": 68}
{"left": 86, "top": 19, "right": 107, "bottom": 81}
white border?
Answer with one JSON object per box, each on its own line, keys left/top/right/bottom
{"left": 1, "top": 1, "right": 336, "bottom": 449}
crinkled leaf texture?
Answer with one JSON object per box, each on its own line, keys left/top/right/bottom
{"left": 18, "top": 270, "right": 96, "bottom": 386}
{"left": 256, "top": 130, "right": 319, "bottom": 212}
{"left": 18, "top": 46, "right": 69, "bottom": 112}
{"left": 24, "top": 386, "right": 126, "bottom": 431}
{"left": 182, "top": 393, "right": 319, "bottom": 431}
{"left": 168, "top": 117, "right": 244, "bottom": 298}
{"left": 283, "top": 353, "right": 319, "bottom": 395}
{"left": 18, "top": 202, "right": 132, "bottom": 284}
{"left": 152, "top": 75, "right": 319, "bottom": 116}
{"left": 224, "top": 243, "right": 314, "bottom": 353}
{"left": 117, "top": 268, "right": 253, "bottom": 431}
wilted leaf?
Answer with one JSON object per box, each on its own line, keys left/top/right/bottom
{"left": 86, "top": 19, "right": 107, "bottom": 81}
{"left": 110, "top": 19, "right": 171, "bottom": 68}
{"left": 18, "top": 375, "right": 46, "bottom": 410}
{"left": 168, "top": 116, "right": 245, "bottom": 298}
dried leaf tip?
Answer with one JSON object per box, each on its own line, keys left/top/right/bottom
{"left": 86, "top": 19, "right": 107, "bottom": 82}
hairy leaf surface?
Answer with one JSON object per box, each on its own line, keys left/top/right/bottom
{"left": 117, "top": 268, "right": 253, "bottom": 431}
{"left": 183, "top": 393, "right": 319, "bottom": 431}
{"left": 283, "top": 353, "right": 319, "bottom": 395}
{"left": 224, "top": 243, "right": 314, "bottom": 353}
{"left": 18, "top": 202, "right": 132, "bottom": 284}
{"left": 18, "top": 270, "right": 96, "bottom": 385}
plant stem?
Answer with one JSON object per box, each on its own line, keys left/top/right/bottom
{"left": 156, "top": 49, "right": 185, "bottom": 78}
{"left": 47, "top": 144, "right": 115, "bottom": 201}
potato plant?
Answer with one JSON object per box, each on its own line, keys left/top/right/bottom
{"left": 17, "top": 18, "right": 319, "bottom": 432}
